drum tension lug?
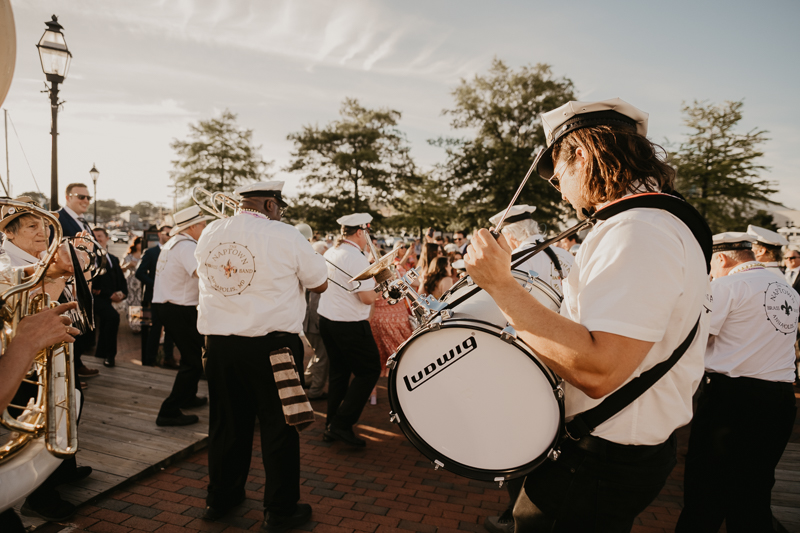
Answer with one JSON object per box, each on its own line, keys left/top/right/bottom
{"left": 389, "top": 412, "right": 401, "bottom": 424}
{"left": 548, "top": 448, "right": 561, "bottom": 462}
{"left": 500, "top": 326, "right": 517, "bottom": 343}
{"left": 440, "top": 309, "right": 452, "bottom": 320}
{"left": 386, "top": 356, "right": 397, "bottom": 369}
{"left": 494, "top": 477, "right": 505, "bottom": 488}
{"left": 433, "top": 460, "right": 444, "bottom": 470}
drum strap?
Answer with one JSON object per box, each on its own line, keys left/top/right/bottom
{"left": 564, "top": 316, "right": 701, "bottom": 441}
{"left": 542, "top": 246, "right": 564, "bottom": 280}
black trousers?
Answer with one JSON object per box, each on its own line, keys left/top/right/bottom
{"left": 676, "top": 373, "right": 797, "bottom": 533}
{"left": 94, "top": 298, "right": 120, "bottom": 363}
{"left": 155, "top": 303, "right": 204, "bottom": 417}
{"left": 142, "top": 303, "right": 175, "bottom": 366}
{"left": 319, "top": 316, "right": 380, "bottom": 430}
{"left": 205, "top": 333, "right": 303, "bottom": 514}
{"left": 514, "top": 433, "right": 677, "bottom": 532}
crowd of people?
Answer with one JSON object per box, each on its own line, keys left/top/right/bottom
{"left": 2, "top": 97, "right": 799, "bottom": 533}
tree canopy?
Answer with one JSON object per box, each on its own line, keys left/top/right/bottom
{"left": 432, "top": 59, "right": 576, "bottom": 229}
{"left": 671, "top": 100, "right": 775, "bottom": 233}
{"left": 170, "top": 110, "right": 270, "bottom": 195}
{"left": 285, "top": 98, "right": 418, "bottom": 226}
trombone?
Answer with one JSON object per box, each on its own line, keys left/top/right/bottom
{"left": 190, "top": 185, "right": 363, "bottom": 293}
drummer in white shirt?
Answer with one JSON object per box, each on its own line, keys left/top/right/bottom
{"left": 317, "top": 213, "right": 380, "bottom": 448}
{"left": 466, "top": 98, "right": 710, "bottom": 531}
{"left": 747, "top": 224, "right": 788, "bottom": 279}
{"left": 488, "top": 205, "right": 573, "bottom": 296}
{"left": 677, "top": 232, "right": 799, "bottom": 532}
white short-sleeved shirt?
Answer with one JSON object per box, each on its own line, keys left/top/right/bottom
{"left": 317, "top": 241, "right": 376, "bottom": 323}
{"left": 561, "top": 208, "right": 710, "bottom": 446}
{"left": 706, "top": 266, "right": 798, "bottom": 382}
{"left": 195, "top": 213, "right": 328, "bottom": 336}
{"left": 152, "top": 234, "right": 200, "bottom": 306}
{"left": 512, "top": 234, "right": 574, "bottom": 296}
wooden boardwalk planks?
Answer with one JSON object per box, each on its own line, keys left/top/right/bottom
{"left": 11, "top": 358, "right": 209, "bottom": 530}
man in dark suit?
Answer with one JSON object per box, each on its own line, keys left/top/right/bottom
{"left": 57, "top": 183, "right": 97, "bottom": 378}
{"left": 136, "top": 224, "right": 177, "bottom": 368}
{"left": 91, "top": 227, "right": 128, "bottom": 367}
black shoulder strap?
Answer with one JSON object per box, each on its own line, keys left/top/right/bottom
{"left": 561, "top": 193, "right": 711, "bottom": 442}
{"left": 564, "top": 316, "right": 700, "bottom": 441}
{"left": 593, "top": 192, "right": 713, "bottom": 273}
{"left": 542, "top": 246, "right": 564, "bottom": 280}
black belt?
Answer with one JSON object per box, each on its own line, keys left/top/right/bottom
{"left": 704, "top": 372, "right": 793, "bottom": 390}
{"left": 566, "top": 432, "right": 674, "bottom": 462}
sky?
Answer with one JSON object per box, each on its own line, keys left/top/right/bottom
{"left": 1, "top": 0, "right": 799, "bottom": 212}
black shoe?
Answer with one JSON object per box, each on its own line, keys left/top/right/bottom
{"left": 59, "top": 465, "right": 92, "bottom": 485}
{"left": 156, "top": 413, "right": 199, "bottom": 427}
{"left": 161, "top": 360, "right": 180, "bottom": 370}
{"left": 103, "top": 359, "right": 115, "bottom": 368}
{"left": 306, "top": 392, "right": 328, "bottom": 401}
{"left": 203, "top": 495, "right": 245, "bottom": 522}
{"left": 180, "top": 396, "right": 208, "bottom": 409}
{"left": 262, "top": 503, "right": 312, "bottom": 533}
{"left": 21, "top": 495, "right": 76, "bottom": 522}
{"left": 484, "top": 508, "right": 515, "bottom": 533}
{"left": 323, "top": 426, "right": 366, "bottom": 447}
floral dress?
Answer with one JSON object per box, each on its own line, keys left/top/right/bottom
{"left": 123, "top": 253, "right": 142, "bottom": 332}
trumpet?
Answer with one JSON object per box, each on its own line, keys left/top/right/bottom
{"left": 0, "top": 201, "right": 78, "bottom": 463}
{"left": 190, "top": 185, "right": 362, "bottom": 292}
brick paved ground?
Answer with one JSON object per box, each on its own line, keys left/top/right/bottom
{"left": 53, "top": 318, "right": 800, "bottom": 533}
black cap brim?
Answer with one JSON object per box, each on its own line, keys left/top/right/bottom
{"left": 534, "top": 110, "right": 638, "bottom": 180}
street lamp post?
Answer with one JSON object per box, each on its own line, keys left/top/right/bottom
{"left": 36, "top": 15, "right": 72, "bottom": 211}
{"left": 90, "top": 163, "right": 99, "bottom": 224}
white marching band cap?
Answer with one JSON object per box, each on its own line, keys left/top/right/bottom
{"left": 295, "top": 223, "right": 312, "bottom": 241}
{"left": 234, "top": 181, "right": 289, "bottom": 207}
{"left": 451, "top": 259, "right": 466, "bottom": 271}
{"left": 712, "top": 231, "right": 757, "bottom": 253}
{"left": 533, "top": 97, "right": 649, "bottom": 179}
{"left": 489, "top": 205, "right": 537, "bottom": 228}
{"left": 169, "top": 205, "right": 215, "bottom": 236}
{"left": 337, "top": 212, "right": 373, "bottom": 228}
{"left": 746, "top": 224, "right": 789, "bottom": 247}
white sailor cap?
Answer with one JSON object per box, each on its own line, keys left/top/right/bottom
{"left": 746, "top": 225, "right": 789, "bottom": 247}
{"left": 489, "top": 205, "right": 537, "bottom": 228}
{"left": 451, "top": 259, "right": 466, "bottom": 271}
{"left": 337, "top": 212, "right": 373, "bottom": 228}
{"left": 533, "top": 98, "right": 649, "bottom": 179}
{"left": 234, "top": 181, "right": 288, "bottom": 207}
{"left": 712, "top": 231, "right": 757, "bottom": 253}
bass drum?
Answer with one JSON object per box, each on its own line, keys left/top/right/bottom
{"left": 441, "top": 270, "right": 561, "bottom": 327}
{"left": 388, "top": 319, "right": 563, "bottom": 482}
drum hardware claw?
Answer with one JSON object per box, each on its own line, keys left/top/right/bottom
{"left": 494, "top": 477, "right": 505, "bottom": 488}
{"left": 528, "top": 269, "right": 540, "bottom": 279}
{"left": 433, "top": 460, "right": 444, "bottom": 470}
{"left": 556, "top": 386, "right": 564, "bottom": 399}
{"left": 547, "top": 448, "right": 561, "bottom": 462}
{"left": 440, "top": 309, "right": 452, "bottom": 320}
{"left": 500, "top": 326, "right": 517, "bottom": 343}
{"left": 389, "top": 412, "right": 401, "bottom": 424}
{"left": 386, "top": 356, "right": 397, "bottom": 369}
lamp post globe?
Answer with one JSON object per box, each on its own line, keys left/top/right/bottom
{"left": 37, "top": 15, "right": 72, "bottom": 210}
{"left": 90, "top": 163, "right": 99, "bottom": 224}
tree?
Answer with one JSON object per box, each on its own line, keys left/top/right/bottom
{"left": 18, "top": 191, "right": 49, "bottom": 208}
{"left": 433, "top": 59, "right": 576, "bottom": 230}
{"left": 285, "top": 98, "right": 417, "bottom": 218}
{"left": 383, "top": 172, "right": 458, "bottom": 236}
{"left": 671, "top": 100, "right": 776, "bottom": 233}
{"left": 170, "top": 110, "right": 271, "bottom": 195}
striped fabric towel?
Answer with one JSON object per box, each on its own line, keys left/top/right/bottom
{"left": 270, "top": 348, "right": 315, "bottom": 432}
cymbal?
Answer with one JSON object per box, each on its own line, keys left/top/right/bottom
{"left": 349, "top": 249, "right": 399, "bottom": 282}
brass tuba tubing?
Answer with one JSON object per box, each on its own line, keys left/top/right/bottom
{"left": 191, "top": 186, "right": 240, "bottom": 219}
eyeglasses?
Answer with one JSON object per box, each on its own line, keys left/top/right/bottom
{"left": 69, "top": 194, "right": 93, "bottom": 201}
{"left": 547, "top": 155, "right": 575, "bottom": 193}
{"left": 786, "top": 255, "right": 800, "bottom": 260}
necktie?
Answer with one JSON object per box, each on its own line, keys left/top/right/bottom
{"left": 77, "top": 217, "right": 91, "bottom": 232}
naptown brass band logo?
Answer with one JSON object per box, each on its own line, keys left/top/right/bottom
{"left": 764, "top": 281, "right": 799, "bottom": 335}
{"left": 204, "top": 243, "right": 256, "bottom": 296}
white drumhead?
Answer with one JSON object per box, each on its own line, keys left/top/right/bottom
{"left": 444, "top": 271, "right": 561, "bottom": 327}
{"left": 394, "top": 323, "right": 560, "bottom": 471}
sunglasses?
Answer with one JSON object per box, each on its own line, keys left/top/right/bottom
{"left": 69, "top": 194, "right": 93, "bottom": 201}
{"left": 547, "top": 155, "right": 575, "bottom": 193}
{"left": 786, "top": 256, "right": 800, "bottom": 260}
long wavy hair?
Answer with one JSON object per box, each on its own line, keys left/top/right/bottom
{"left": 424, "top": 256, "right": 450, "bottom": 295}
{"left": 551, "top": 126, "right": 675, "bottom": 205}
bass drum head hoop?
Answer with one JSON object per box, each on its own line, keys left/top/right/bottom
{"left": 389, "top": 319, "right": 563, "bottom": 481}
